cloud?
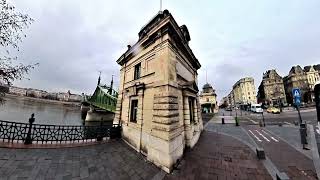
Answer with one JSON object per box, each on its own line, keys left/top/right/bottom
{"left": 7, "top": 0, "right": 320, "bottom": 101}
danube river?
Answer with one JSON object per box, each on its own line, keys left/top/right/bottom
{"left": 0, "top": 95, "right": 83, "bottom": 125}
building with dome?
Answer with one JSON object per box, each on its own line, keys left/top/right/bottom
{"left": 199, "top": 83, "right": 218, "bottom": 113}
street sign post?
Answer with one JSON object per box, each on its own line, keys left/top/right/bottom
{"left": 292, "top": 88, "right": 308, "bottom": 149}
{"left": 292, "top": 88, "right": 303, "bottom": 125}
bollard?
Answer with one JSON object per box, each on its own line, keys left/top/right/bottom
{"left": 235, "top": 117, "right": 239, "bottom": 126}
{"left": 222, "top": 117, "right": 225, "bottom": 124}
{"left": 256, "top": 147, "right": 265, "bottom": 159}
{"left": 262, "top": 112, "right": 266, "bottom": 127}
{"left": 24, "top": 113, "right": 35, "bottom": 145}
{"left": 299, "top": 123, "right": 308, "bottom": 149}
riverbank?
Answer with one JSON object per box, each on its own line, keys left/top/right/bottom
{"left": 4, "top": 93, "right": 81, "bottom": 107}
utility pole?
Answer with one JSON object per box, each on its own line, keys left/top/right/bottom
{"left": 97, "top": 71, "right": 101, "bottom": 86}
{"left": 206, "top": 70, "right": 208, "bottom": 84}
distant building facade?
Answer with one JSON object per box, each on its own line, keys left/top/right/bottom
{"left": 232, "top": 77, "right": 257, "bottom": 107}
{"left": 114, "top": 10, "right": 203, "bottom": 172}
{"left": 257, "top": 69, "right": 286, "bottom": 106}
{"left": 199, "top": 83, "right": 218, "bottom": 113}
{"left": 9, "top": 86, "right": 27, "bottom": 96}
{"left": 304, "top": 65, "right": 320, "bottom": 102}
{"left": 227, "top": 91, "right": 234, "bottom": 107}
{"left": 8, "top": 86, "right": 82, "bottom": 102}
{"left": 283, "top": 65, "right": 309, "bottom": 104}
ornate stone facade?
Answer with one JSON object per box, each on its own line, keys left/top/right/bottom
{"left": 257, "top": 69, "right": 287, "bottom": 106}
{"left": 113, "top": 10, "right": 202, "bottom": 173}
{"left": 283, "top": 65, "right": 309, "bottom": 104}
{"left": 199, "top": 83, "right": 218, "bottom": 113}
{"left": 304, "top": 65, "right": 320, "bottom": 102}
{"left": 232, "top": 77, "right": 257, "bottom": 106}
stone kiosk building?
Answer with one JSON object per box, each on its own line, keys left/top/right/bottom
{"left": 114, "top": 10, "right": 203, "bottom": 172}
{"left": 199, "top": 83, "right": 218, "bottom": 113}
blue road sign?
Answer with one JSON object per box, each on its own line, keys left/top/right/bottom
{"left": 294, "top": 96, "right": 301, "bottom": 106}
{"left": 292, "top": 88, "right": 301, "bottom": 106}
{"left": 292, "top": 88, "right": 301, "bottom": 98}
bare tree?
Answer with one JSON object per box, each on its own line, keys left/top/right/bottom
{"left": 0, "top": 0, "right": 37, "bottom": 103}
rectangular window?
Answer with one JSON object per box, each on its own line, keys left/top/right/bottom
{"left": 130, "top": 99, "right": 138, "bottom": 123}
{"left": 134, "top": 63, "right": 141, "bottom": 80}
{"left": 188, "top": 97, "right": 194, "bottom": 123}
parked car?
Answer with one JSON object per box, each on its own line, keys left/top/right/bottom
{"left": 251, "top": 104, "right": 263, "bottom": 113}
{"left": 225, "top": 107, "right": 232, "bottom": 111}
{"left": 267, "top": 107, "right": 280, "bottom": 114}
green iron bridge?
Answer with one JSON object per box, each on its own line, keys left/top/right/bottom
{"left": 83, "top": 76, "right": 118, "bottom": 113}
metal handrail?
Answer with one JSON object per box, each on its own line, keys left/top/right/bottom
{"left": 0, "top": 115, "right": 121, "bottom": 145}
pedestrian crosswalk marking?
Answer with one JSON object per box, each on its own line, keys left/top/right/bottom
{"left": 248, "top": 129, "right": 280, "bottom": 143}
{"left": 261, "top": 129, "right": 279, "bottom": 142}
{"left": 255, "top": 130, "right": 270, "bottom": 142}
{"left": 244, "top": 116, "right": 258, "bottom": 124}
{"left": 249, "top": 119, "right": 258, "bottom": 124}
{"left": 248, "top": 130, "right": 262, "bottom": 142}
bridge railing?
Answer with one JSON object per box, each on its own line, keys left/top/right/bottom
{"left": 0, "top": 114, "right": 121, "bottom": 145}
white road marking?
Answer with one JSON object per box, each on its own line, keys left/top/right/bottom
{"left": 248, "top": 130, "right": 262, "bottom": 142}
{"left": 249, "top": 119, "right": 258, "bottom": 124}
{"left": 244, "top": 117, "right": 258, "bottom": 124}
{"left": 255, "top": 130, "right": 270, "bottom": 142}
{"left": 284, "top": 122, "right": 292, "bottom": 125}
{"left": 261, "top": 129, "right": 279, "bottom": 142}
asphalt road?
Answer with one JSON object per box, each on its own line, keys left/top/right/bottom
{"left": 219, "top": 108, "right": 319, "bottom": 126}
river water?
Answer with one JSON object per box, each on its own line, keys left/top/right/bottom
{"left": 0, "top": 95, "right": 83, "bottom": 125}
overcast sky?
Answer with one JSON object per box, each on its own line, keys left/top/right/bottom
{"left": 8, "top": 0, "right": 320, "bottom": 101}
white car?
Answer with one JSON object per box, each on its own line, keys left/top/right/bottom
{"left": 251, "top": 104, "right": 263, "bottom": 113}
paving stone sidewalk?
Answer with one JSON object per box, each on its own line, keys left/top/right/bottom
{"left": 0, "top": 140, "right": 161, "bottom": 180}
{"left": 244, "top": 125, "right": 318, "bottom": 180}
{"left": 165, "top": 131, "right": 272, "bottom": 180}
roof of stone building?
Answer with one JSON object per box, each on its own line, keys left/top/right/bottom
{"left": 203, "top": 83, "right": 212, "bottom": 89}
{"left": 314, "top": 64, "right": 320, "bottom": 71}
{"left": 289, "top": 65, "right": 304, "bottom": 74}
{"left": 304, "top": 65, "right": 312, "bottom": 72}
{"left": 263, "top": 69, "right": 282, "bottom": 79}
{"left": 232, "top": 77, "right": 254, "bottom": 88}
{"left": 117, "top": 10, "right": 201, "bottom": 69}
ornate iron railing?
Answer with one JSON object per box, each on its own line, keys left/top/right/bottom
{"left": 0, "top": 115, "right": 121, "bottom": 145}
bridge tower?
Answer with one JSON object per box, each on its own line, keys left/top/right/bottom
{"left": 114, "top": 10, "right": 202, "bottom": 172}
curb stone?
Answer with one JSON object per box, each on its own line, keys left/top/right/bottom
{"left": 307, "top": 124, "right": 320, "bottom": 180}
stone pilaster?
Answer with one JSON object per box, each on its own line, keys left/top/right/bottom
{"left": 147, "top": 92, "right": 184, "bottom": 173}
{"left": 113, "top": 90, "right": 123, "bottom": 124}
